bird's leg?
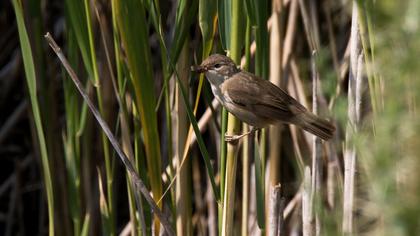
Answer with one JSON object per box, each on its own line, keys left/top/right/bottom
{"left": 225, "top": 127, "right": 259, "bottom": 142}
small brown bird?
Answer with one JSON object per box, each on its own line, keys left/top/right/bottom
{"left": 192, "top": 54, "right": 335, "bottom": 142}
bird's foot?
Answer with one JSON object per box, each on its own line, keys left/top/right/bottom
{"left": 224, "top": 128, "right": 259, "bottom": 143}
{"left": 224, "top": 133, "right": 245, "bottom": 143}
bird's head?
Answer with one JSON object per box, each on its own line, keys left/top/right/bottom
{"left": 191, "top": 54, "right": 240, "bottom": 84}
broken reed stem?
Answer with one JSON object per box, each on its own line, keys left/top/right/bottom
{"left": 268, "top": 184, "right": 281, "bottom": 236}
{"left": 302, "top": 166, "right": 313, "bottom": 236}
{"left": 278, "top": 197, "right": 286, "bottom": 236}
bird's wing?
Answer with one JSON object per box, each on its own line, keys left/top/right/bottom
{"left": 221, "top": 71, "right": 308, "bottom": 121}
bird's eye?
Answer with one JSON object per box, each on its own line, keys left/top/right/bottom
{"left": 214, "top": 63, "right": 222, "bottom": 69}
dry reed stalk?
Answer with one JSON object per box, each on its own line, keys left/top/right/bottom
{"left": 268, "top": 0, "right": 284, "bottom": 186}
{"left": 175, "top": 42, "right": 192, "bottom": 236}
{"left": 343, "top": 1, "right": 363, "bottom": 233}
{"left": 302, "top": 166, "right": 313, "bottom": 236}
{"left": 311, "top": 52, "right": 323, "bottom": 236}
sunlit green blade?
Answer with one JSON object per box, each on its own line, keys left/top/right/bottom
{"left": 217, "top": 0, "right": 231, "bottom": 51}
{"left": 12, "top": 0, "right": 55, "bottom": 235}
{"left": 64, "top": 0, "right": 93, "bottom": 79}
{"left": 114, "top": 0, "right": 163, "bottom": 231}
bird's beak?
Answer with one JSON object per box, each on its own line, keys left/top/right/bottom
{"left": 191, "top": 65, "right": 207, "bottom": 73}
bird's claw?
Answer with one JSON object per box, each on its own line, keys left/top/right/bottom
{"left": 224, "top": 128, "right": 259, "bottom": 143}
{"left": 224, "top": 133, "right": 240, "bottom": 143}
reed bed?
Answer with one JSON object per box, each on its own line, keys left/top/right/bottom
{"left": 1, "top": 0, "right": 419, "bottom": 235}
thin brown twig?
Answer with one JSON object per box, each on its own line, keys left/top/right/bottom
{"left": 44, "top": 32, "right": 175, "bottom": 236}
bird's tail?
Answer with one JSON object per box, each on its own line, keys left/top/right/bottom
{"left": 294, "top": 112, "right": 335, "bottom": 140}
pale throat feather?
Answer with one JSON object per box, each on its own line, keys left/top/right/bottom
{"left": 205, "top": 71, "right": 230, "bottom": 105}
